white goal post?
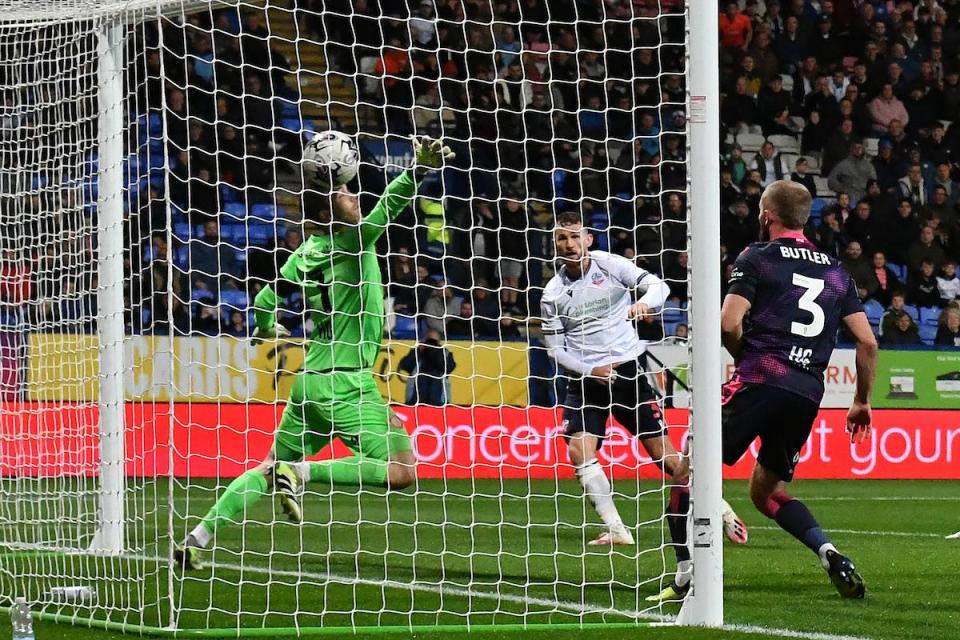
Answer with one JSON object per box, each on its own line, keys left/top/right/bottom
{"left": 0, "top": 0, "right": 723, "bottom": 634}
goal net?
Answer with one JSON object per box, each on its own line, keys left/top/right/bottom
{"left": 0, "top": 0, "right": 722, "bottom": 634}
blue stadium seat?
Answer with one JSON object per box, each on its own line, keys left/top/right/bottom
{"left": 219, "top": 224, "right": 247, "bottom": 245}
{"left": 887, "top": 262, "right": 906, "bottom": 281}
{"left": 393, "top": 315, "right": 417, "bottom": 339}
{"left": 148, "top": 111, "right": 163, "bottom": 137}
{"left": 920, "top": 306, "right": 942, "bottom": 326}
{"left": 279, "top": 100, "right": 299, "bottom": 117}
{"left": 191, "top": 288, "right": 215, "bottom": 302}
{"left": 247, "top": 224, "right": 276, "bottom": 246}
{"left": 220, "top": 289, "right": 248, "bottom": 309}
{"left": 251, "top": 204, "right": 281, "bottom": 221}
{"left": 919, "top": 324, "right": 937, "bottom": 345}
{"left": 902, "top": 304, "right": 919, "bottom": 322}
{"left": 223, "top": 202, "right": 247, "bottom": 219}
{"left": 174, "top": 247, "right": 189, "bottom": 268}
{"left": 174, "top": 223, "right": 191, "bottom": 241}
{"left": 281, "top": 118, "right": 304, "bottom": 132}
{"left": 220, "top": 184, "right": 241, "bottom": 203}
{"left": 862, "top": 299, "right": 884, "bottom": 326}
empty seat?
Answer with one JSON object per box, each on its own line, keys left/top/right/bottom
{"left": 919, "top": 324, "right": 938, "bottom": 345}
{"left": 767, "top": 134, "right": 800, "bottom": 154}
{"left": 251, "top": 204, "right": 281, "bottom": 221}
{"left": 735, "top": 132, "right": 765, "bottom": 152}
{"left": 220, "top": 289, "right": 248, "bottom": 309}
{"left": 223, "top": 202, "right": 247, "bottom": 219}
{"left": 920, "top": 306, "right": 942, "bottom": 326}
{"left": 813, "top": 175, "right": 833, "bottom": 197}
{"left": 863, "top": 299, "right": 884, "bottom": 326}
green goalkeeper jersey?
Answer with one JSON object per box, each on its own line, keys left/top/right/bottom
{"left": 254, "top": 170, "right": 417, "bottom": 373}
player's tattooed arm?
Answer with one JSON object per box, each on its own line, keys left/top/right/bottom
{"left": 720, "top": 293, "right": 752, "bottom": 360}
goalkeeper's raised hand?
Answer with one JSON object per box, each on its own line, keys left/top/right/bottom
{"left": 251, "top": 323, "right": 291, "bottom": 345}
{"left": 412, "top": 136, "right": 455, "bottom": 178}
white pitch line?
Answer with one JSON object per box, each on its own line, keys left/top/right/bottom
{"left": 2, "top": 544, "right": 878, "bottom": 640}
{"left": 724, "top": 623, "right": 873, "bottom": 640}
{"left": 752, "top": 525, "right": 942, "bottom": 539}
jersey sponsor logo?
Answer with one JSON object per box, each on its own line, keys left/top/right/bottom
{"left": 729, "top": 267, "right": 744, "bottom": 280}
{"left": 591, "top": 271, "right": 606, "bottom": 286}
{"left": 788, "top": 346, "right": 813, "bottom": 367}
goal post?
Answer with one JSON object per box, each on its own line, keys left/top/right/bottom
{"left": 0, "top": 0, "right": 725, "bottom": 634}
{"left": 89, "top": 16, "right": 126, "bottom": 558}
{"left": 678, "top": 0, "right": 724, "bottom": 627}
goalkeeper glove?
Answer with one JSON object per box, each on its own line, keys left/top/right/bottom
{"left": 412, "top": 136, "right": 455, "bottom": 178}
{"left": 251, "top": 323, "right": 291, "bottom": 345}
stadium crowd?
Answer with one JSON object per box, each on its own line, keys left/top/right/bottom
{"left": 4, "top": 0, "right": 960, "bottom": 348}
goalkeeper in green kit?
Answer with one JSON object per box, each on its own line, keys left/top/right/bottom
{"left": 176, "top": 137, "right": 454, "bottom": 569}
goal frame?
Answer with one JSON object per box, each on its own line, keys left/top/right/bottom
{"left": 2, "top": 0, "right": 724, "bottom": 633}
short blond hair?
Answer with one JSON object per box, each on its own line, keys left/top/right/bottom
{"left": 762, "top": 180, "right": 812, "bottom": 229}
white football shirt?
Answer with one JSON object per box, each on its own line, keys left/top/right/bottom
{"left": 540, "top": 251, "right": 670, "bottom": 375}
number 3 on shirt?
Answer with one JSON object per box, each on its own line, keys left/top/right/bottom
{"left": 791, "top": 274, "right": 825, "bottom": 338}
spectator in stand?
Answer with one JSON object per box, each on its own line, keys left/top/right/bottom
{"left": 872, "top": 140, "right": 902, "bottom": 193}
{"left": 937, "top": 261, "right": 960, "bottom": 305}
{"left": 861, "top": 179, "right": 895, "bottom": 221}
{"left": 790, "top": 157, "right": 816, "bottom": 197}
{"left": 189, "top": 221, "right": 240, "bottom": 291}
{"left": 398, "top": 329, "right": 456, "bottom": 405}
{"left": 721, "top": 197, "right": 759, "bottom": 258}
{"left": 388, "top": 248, "right": 418, "bottom": 314}
{"left": 497, "top": 196, "right": 528, "bottom": 315}
{"left": 814, "top": 209, "right": 846, "bottom": 257}
{"left": 777, "top": 15, "right": 805, "bottom": 73}
{"left": 845, "top": 200, "right": 881, "bottom": 254}
{"left": 663, "top": 252, "right": 689, "bottom": 303}
{"left": 827, "top": 140, "right": 876, "bottom": 201}
{"left": 446, "top": 301, "right": 490, "bottom": 338}
{"left": 898, "top": 164, "right": 928, "bottom": 208}
{"left": 885, "top": 119, "right": 914, "bottom": 160}
{"left": 821, "top": 119, "right": 856, "bottom": 176}
{"left": 810, "top": 14, "right": 843, "bottom": 69}
{"left": 194, "top": 303, "right": 221, "bottom": 336}
{"left": 842, "top": 241, "right": 879, "bottom": 301}
{"left": 933, "top": 164, "right": 960, "bottom": 206}
{"left": 223, "top": 310, "right": 247, "bottom": 337}
{"left": 935, "top": 307, "right": 960, "bottom": 347}
{"left": 909, "top": 259, "right": 943, "bottom": 308}
{"left": 757, "top": 75, "right": 792, "bottom": 130}
{"left": 722, "top": 76, "right": 761, "bottom": 128}
{"left": 868, "top": 84, "right": 909, "bottom": 134}
{"left": 422, "top": 279, "right": 462, "bottom": 334}
{"left": 870, "top": 251, "right": 902, "bottom": 306}
{"left": 881, "top": 199, "right": 920, "bottom": 266}
{"left": 920, "top": 186, "right": 955, "bottom": 230}
{"left": 804, "top": 77, "right": 840, "bottom": 126}
{"left": 828, "top": 69, "right": 849, "bottom": 102}
{"left": 881, "top": 311, "right": 922, "bottom": 346}
{"left": 749, "top": 141, "right": 785, "bottom": 187}
{"left": 880, "top": 292, "right": 908, "bottom": 337}
{"left": 908, "top": 226, "right": 947, "bottom": 276}
{"left": 800, "top": 110, "right": 829, "bottom": 155}
{"left": 719, "top": 2, "right": 753, "bottom": 65}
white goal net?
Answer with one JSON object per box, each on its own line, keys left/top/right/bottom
{"left": 0, "top": 0, "right": 722, "bottom": 634}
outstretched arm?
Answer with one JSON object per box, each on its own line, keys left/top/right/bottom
{"left": 350, "top": 137, "right": 456, "bottom": 250}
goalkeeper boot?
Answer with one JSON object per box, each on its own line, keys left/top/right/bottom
{"left": 174, "top": 536, "right": 204, "bottom": 571}
{"left": 644, "top": 580, "right": 690, "bottom": 604}
{"left": 947, "top": 530, "right": 960, "bottom": 540}
{"left": 825, "top": 550, "right": 865, "bottom": 599}
{"left": 588, "top": 526, "right": 635, "bottom": 546}
{"left": 722, "top": 499, "right": 749, "bottom": 544}
{"left": 272, "top": 462, "right": 303, "bottom": 524}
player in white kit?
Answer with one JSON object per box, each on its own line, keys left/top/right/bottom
{"left": 540, "top": 212, "right": 746, "bottom": 597}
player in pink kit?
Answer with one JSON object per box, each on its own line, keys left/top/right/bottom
{"left": 723, "top": 180, "right": 877, "bottom": 598}
{"left": 655, "top": 180, "right": 877, "bottom": 602}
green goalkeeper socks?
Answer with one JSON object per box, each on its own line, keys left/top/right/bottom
{"left": 301, "top": 456, "right": 388, "bottom": 487}
{"left": 199, "top": 469, "right": 269, "bottom": 539}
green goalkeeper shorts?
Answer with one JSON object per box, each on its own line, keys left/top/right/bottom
{"left": 273, "top": 371, "right": 413, "bottom": 462}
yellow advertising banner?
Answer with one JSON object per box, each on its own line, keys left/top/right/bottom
{"left": 26, "top": 334, "right": 529, "bottom": 406}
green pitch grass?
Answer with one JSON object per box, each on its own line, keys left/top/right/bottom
{"left": 2, "top": 480, "right": 958, "bottom": 640}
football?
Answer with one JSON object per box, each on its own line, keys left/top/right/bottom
{"left": 301, "top": 130, "right": 360, "bottom": 187}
